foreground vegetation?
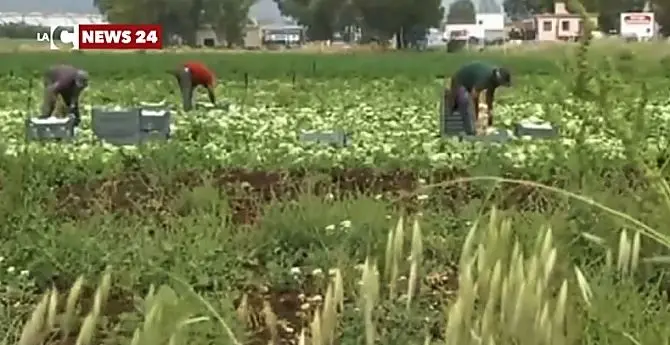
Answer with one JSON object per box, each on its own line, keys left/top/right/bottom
{"left": 2, "top": 44, "right": 670, "bottom": 345}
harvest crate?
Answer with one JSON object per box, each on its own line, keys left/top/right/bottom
{"left": 461, "top": 128, "right": 512, "bottom": 143}
{"left": 300, "top": 130, "right": 350, "bottom": 147}
{"left": 514, "top": 121, "right": 559, "bottom": 138}
{"left": 92, "top": 107, "right": 171, "bottom": 145}
{"left": 439, "top": 88, "right": 476, "bottom": 137}
{"left": 195, "top": 102, "right": 230, "bottom": 111}
{"left": 25, "top": 116, "right": 76, "bottom": 141}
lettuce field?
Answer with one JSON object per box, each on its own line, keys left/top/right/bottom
{"left": 2, "top": 49, "right": 670, "bottom": 345}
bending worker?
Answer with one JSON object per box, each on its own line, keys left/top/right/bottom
{"left": 170, "top": 61, "right": 216, "bottom": 111}
{"left": 448, "top": 61, "right": 511, "bottom": 128}
{"left": 41, "top": 64, "right": 89, "bottom": 126}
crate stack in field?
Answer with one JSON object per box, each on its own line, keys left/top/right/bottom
{"left": 91, "top": 106, "right": 171, "bottom": 145}
{"left": 437, "top": 83, "right": 559, "bottom": 142}
{"left": 25, "top": 102, "right": 172, "bottom": 145}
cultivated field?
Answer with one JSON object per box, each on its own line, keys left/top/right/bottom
{"left": 1, "top": 45, "right": 670, "bottom": 345}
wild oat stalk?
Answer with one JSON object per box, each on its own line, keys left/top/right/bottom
{"left": 18, "top": 274, "right": 107, "bottom": 345}
{"left": 406, "top": 217, "right": 423, "bottom": 310}
{"left": 360, "top": 257, "right": 380, "bottom": 345}
{"left": 444, "top": 209, "right": 592, "bottom": 345}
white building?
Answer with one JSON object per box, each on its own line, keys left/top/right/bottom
{"left": 444, "top": 13, "right": 505, "bottom": 41}
{"left": 0, "top": 12, "right": 106, "bottom": 27}
{"left": 620, "top": 12, "right": 656, "bottom": 40}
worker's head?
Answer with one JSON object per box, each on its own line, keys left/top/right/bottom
{"left": 75, "top": 70, "right": 89, "bottom": 89}
{"left": 494, "top": 67, "right": 511, "bottom": 87}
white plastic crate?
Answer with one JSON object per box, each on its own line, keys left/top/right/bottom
{"left": 461, "top": 128, "right": 512, "bottom": 143}
{"left": 140, "top": 109, "right": 171, "bottom": 133}
{"left": 25, "top": 116, "right": 76, "bottom": 141}
{"left": 195, "top": 101, "right": 230, "bottom": 111}
{"left": 140, "top": 101, "right": 168, "bottom": 110}
{"left": 514, "top": 121, "right": 558, "bottom": 138}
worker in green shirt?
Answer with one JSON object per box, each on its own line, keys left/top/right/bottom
{"left": 447, "top": 61, "right": 511, "bottom": 127}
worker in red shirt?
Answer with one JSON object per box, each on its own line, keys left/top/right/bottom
{"left": 170, "top": 61, "right": 216, "bottom": 111}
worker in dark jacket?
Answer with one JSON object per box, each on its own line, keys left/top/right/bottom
{"left": 170, "top": 61, "right": 216, "bottom": 111}
{"left": 41, "top": 65, "right": 89, "bottom": 126}
{"left": 448, "top": 61, "right": 511, "bottom": 127}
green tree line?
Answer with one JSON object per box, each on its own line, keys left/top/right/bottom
{"left": 2, "top": 0, "right": 666, "bottom": 45}
{"left": 91, "top": 0, "right": 444, "bottom": 47}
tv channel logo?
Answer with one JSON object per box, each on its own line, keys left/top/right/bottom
{"left": 36, "top": 25, "right": 79, "bottom": 50}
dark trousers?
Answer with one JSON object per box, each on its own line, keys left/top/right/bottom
{"left": 41, "top": 86, "right": 81, "bottom": 126}
{"left": 176, "top": 69, "right": 195, "bottom": 111}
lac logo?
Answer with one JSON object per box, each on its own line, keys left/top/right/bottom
{"left": 36, "top": 25, "right": 79, "bottom": 50}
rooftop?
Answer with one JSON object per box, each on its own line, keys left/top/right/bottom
{"left": 0, "top": 12, "right": 106, "bottom": 26}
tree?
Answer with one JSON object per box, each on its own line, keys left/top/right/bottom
{"left": 94, "top": 0, "right": 255, "bottom": 46}
{"left": 651, "top": 0, "right": 670, "bottom": 35}
{"left": 274, "top": 0, "right": 443, "bottom": 46}
{"left": 503, "top": 0, "right": 553, "bottom": 20}
{"left": 447, "top": 0, "right": 476, "bottom": 24}
{"left": 274, "top": 0, "right": 351, "bottom": 40}
{"left": 204, "top": 0, "right": 258, "bottom": 47}
{"left": 596, "top": 0, "right": 646, "bottom": 33}
{"left": 478, "top": 0, "right": 502, "bottom": 13}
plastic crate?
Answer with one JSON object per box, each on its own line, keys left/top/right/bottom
{"left": 92, "top": 108, "right": 142, "bottom": 145}
{"left": 140, "top": 109, "right": 170, "bottom": 134}
{"left": 514, "top": 121, "right": 558, "bottom": 138}
{"left": 25, "top": 116, "right": 76, "bottom": 141}
{"left": 461, "top": 128, "right": 512, "bottom": 143}
{"left": 140, "top": 101, "right": 168, "bottom": 110}
{"left": 300, "top": 130, "right": 350, "bottom": 147}
{"left": 92, "top": 107, "right": 171, "bottom": 145}
{"left": 195, "top": 102, "right": 230, "bottom": 111}
{"left": 439, "top": 88, "right": 476, "bottom": 137}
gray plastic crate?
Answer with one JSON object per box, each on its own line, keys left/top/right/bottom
{"left": 514, "top": 121, "right": 558, "bottom": 138}
{"left": 92, "top": 108, "right": 142, "bottom": 145}
{"left": 92, "top": 107, "right": 171, "bottom": 145}
{"left": 439, "top": 89, "right": 476, "bottom": 137}
{"left": 300, "top": 130, "right": 350, "bottom": 147}
{"left": 461, "top": 128, "right": 512, "bottom": 143}
{"left": 25, "top": 116, "right": 76, "bottom": 141}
